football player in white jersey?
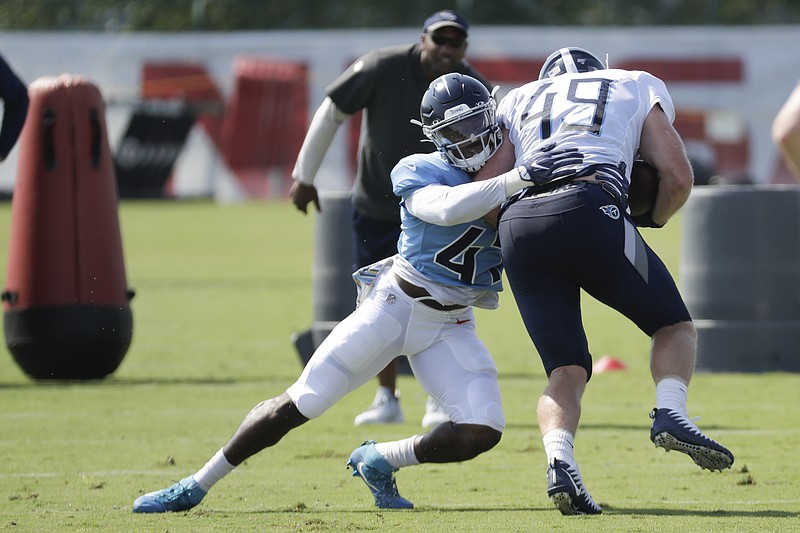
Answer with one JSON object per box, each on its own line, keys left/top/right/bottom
{"left": 131, "top": 73, "right": 581, "bottom": 513}
{"left": 477, "top": 47, "right": 734, "bottom": 515}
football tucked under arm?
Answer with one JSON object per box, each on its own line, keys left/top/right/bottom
{"left": 628, "top": 160, "right": 661, "bottom": 227}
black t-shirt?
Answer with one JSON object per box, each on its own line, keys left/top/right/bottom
{"left": 326, "top": 43, "right": 490, "bottom": 221}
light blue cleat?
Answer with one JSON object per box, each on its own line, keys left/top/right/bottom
{"left": 347, "top": 440, "right": 413, "bottom": 509}
{"left": 132, "top": 476, "right": 207, "bottom": 513}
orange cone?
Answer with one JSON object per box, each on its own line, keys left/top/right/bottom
{"left": 593, "top": 355, "right": 627, "bottom": 373}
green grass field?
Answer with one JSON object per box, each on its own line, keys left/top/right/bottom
{"left": 0, "top": 200, "right": 798, "bottom": 532}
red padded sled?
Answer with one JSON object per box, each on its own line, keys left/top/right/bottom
{"left": 2, "top": 74, "right": 133, "bottom": 379}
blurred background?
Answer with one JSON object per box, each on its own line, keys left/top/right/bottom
{"left": 1, "top": 0, "right": 799, "bottom": 201}
{"left": 3, "top": 0, "right": 800, "bottom": 30}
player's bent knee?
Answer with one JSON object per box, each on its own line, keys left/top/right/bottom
{"left": 453, "top": 424, "right": 502, "bottom": 459}
{"left": 285, "top": 383, "right": 334, "bottom": 419}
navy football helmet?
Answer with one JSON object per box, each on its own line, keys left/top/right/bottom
{"left": 539, "top": 47, "right": 605, "bottom": 80}
{"left": 418, "top": 73, "right": 502, "bottom": 172}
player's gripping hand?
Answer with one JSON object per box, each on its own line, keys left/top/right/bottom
{"left": 518, "top": 142, "right": 584, "bottom": 187}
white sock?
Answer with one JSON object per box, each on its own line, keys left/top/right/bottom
{"left": 374, "top": 436, "right": 421, "bottom": 469}
{"left": 193, "top": 449, "right": 235, "bottom": 492}
{"left": 656, "top": 376, "right": 688, "bottom": 417}
{"left": 542, "top": 428, "right": 575, "bottom": 466}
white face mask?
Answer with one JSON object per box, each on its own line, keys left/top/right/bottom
{"left": 425, "top": 101, "right": 502, "bottom": 172}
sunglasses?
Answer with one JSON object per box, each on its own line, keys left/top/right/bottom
{"left": 430, "top": 32, "right": 466, "bottom": 48}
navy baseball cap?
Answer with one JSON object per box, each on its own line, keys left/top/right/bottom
{"left": 422, "top": 10, "right": 469, "bottom": 35}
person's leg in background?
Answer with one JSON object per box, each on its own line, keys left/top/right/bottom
{"left": 351, "top": 210, "right": 449, "bottom": 427}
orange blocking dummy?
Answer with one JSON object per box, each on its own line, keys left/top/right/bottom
{"left": 2, "top": 75, "right": 133, "bottom": 379}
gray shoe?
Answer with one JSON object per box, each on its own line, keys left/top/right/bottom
{"left": 354, "top": 387, "right": 404, "bottom": 426}
{"left": 421, "top": 396, "right": 450, "bottom": 428}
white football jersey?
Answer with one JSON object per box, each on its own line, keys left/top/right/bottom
{"left": 497, "top": 69, "right": 674, "bottom": 187}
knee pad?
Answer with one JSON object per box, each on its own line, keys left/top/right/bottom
{"left": 285, "top": 382, "right": 332, "bottom": 419}
{"left": 285, "top": 357, "right": 350, "bottom": 419}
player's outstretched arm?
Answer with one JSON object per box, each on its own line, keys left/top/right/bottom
{"left": 474, "top": 129, "right": 516, "bottom": 227}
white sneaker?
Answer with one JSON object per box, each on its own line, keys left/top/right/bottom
{"left": 421, "top": 396, "right": 450, "bottom": 428}
{"left": 354, "top": 387, "right": 404, "bottom": 426}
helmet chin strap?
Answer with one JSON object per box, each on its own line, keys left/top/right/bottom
{"left": 447, "top": 144, "right": 491, "bottom": 172}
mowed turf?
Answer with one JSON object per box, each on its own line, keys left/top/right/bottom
{"left": 0, "top": 199, "right": 798, "bottom": 532}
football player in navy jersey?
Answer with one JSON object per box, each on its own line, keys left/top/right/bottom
{"left": 477, "top": 47, "right": 734, "bottom": 516}
{"left": 131, "top": 73, "right": 580, "bottom": 513}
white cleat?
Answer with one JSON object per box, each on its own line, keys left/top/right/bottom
{"left": 421, "top": 396, "right": 450, "bottom": 428}
{"left": 354, "top": 387, "right": 404, "bottom": 426}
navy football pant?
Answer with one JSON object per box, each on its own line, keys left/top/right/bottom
{"left": 498, "top": 182, "right": 691, "bottom": 379}
{"left": 352, "top": 209, "right": 401, "bottom": 270}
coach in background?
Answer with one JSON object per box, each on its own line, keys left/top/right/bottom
{"left": 772, "top": 80, "right": 800, "bottom": 180}
{"left": 477, "top": 47, "right": 734, "bottom": 515}
{"left": 0, "top": 53, "right": 28, "bottom": 164}
{"left": 289, "top": 10, "right": 491, "bottom": 428}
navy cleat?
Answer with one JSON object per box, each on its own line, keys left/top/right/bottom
{"left": 132, "top": 476, "right": 207, "bottom": 513}
{"left": 546, "top": 458, "right": 602, "bottom": 515}
{"left": 346, "top": 440, "right": 413, "bottom": 509}
{"left": 650, "top": 408, "right": 734, "bottom": 471}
